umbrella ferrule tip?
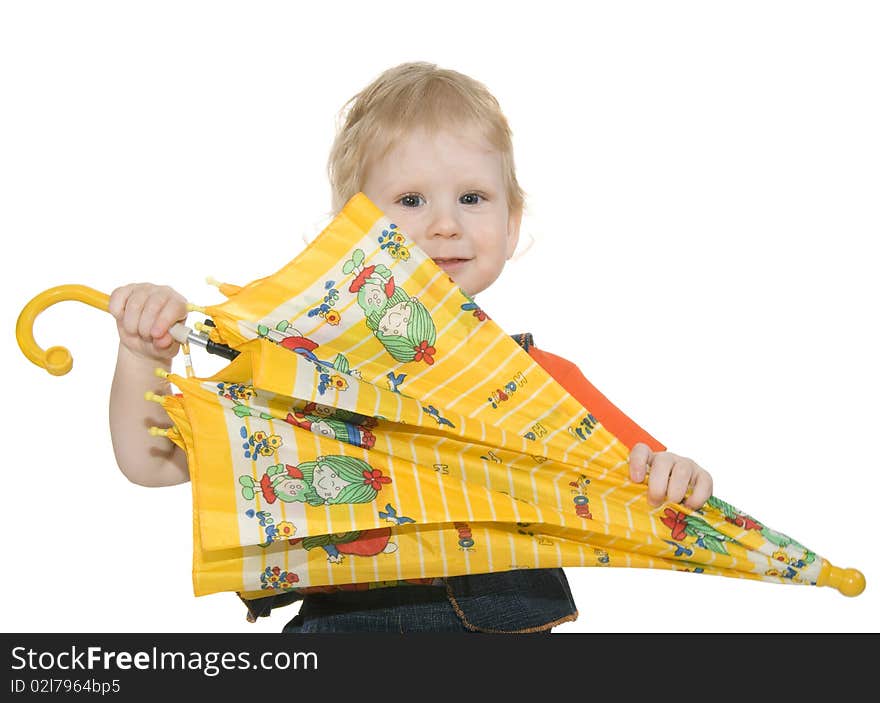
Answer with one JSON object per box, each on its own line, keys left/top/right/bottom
{"left": 820, "top": 563, "right": 866, "bottom": 597}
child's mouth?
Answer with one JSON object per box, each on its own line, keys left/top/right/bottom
{"left": 433, "top": 258, "right": 469, "bottom": 273}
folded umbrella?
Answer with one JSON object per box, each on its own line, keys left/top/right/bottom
{"left": 16, "top": 193, "right": 866, "bottom": 609}
{"left": 154, "top": 335, "right": 865, "bottom": 602}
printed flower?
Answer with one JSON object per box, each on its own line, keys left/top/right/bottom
{"left": 280, "top": 572, "right": 300, "bottom": 588}
{"left": 275, "top": 521, "right": 297, "bottom": 539}
{"left": 413, "top": 341, "right": 436, "bottom": 364}
{"left": 258, "top": 444, "right": 275, "bottom": 457}
{"left": 660, "top": 508, "right": 689, "bottom": 542}
{"left": 360, "top": 428, "right": 376, "bottom": 449}
{"left": 267, "top": 435, "right": 282, "bottom": 449}
{"left": 772, "top": 549, "right": 789, "bottom": 563}
{"left": 362, "top": 468, "right": 391, "bottom": 492}
{"left": 325, "top": 310, "right": 341, "bottom": 325}
{"left": 393, "top": 233, "right": 405, "bottom": 244}
{"left": 396, "top": 246, "right": 410, "bottom": 261}
{"left": 253, "top": 431, "right": 267, "bottom": 443}
{"left": 260, "top": 566, "right": 301, "bottom": 590}
{"left": 329, "top": 374, "right": 348, "bottom": 391}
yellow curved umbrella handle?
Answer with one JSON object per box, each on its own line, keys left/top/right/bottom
{"left": 16, "top": 284, "right": 111, "bottom": 376}
{"left": 16, "top": 284, "right": 192, "bottom": 376}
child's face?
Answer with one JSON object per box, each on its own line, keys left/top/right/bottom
{"left": 362, "top": 125, "right": 521, "bottom": 297}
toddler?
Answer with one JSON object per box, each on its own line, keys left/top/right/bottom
{"left": 108, "top": 61, "right": 713, "bottom": 633}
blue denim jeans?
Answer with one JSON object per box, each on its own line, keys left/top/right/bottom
{"left": 282, "top": 585, "right": 470, "bottom": 633}
{"left": 280, "top": 571, "right": 573, "bottom": 634}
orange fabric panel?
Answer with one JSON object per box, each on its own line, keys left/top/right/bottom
{"left": 528, "top": 345, "right": 666, "bottom": 453}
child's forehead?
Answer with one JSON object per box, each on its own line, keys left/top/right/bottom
{"left": 365, "top": 124, "right": 501, "bottom": 182}
{"left": 374, "top": 120, "right": 494, "bottom": 158}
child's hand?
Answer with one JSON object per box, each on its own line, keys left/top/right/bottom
{"left": 108, "top": 283, "right": 188, "bottom": 363}
{"left": 628, "top": 442, "right": 713, "bottom": 510}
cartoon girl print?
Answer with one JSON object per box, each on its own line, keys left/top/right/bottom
{"left": 254, "top": 321, "right": 362, "bottom": 395}
{"left": 255, "top": 322, "right": 329, "bottom": 366}
{"left": 290, "top": 527, "right": 398, "bottom": 563}
{"left": 285, "top": 402, "right": 377, "bottom": 450}
{"left": 238, "top": 455, "right": 391, "bottom": 507}
{"left": 343, "top": 248, "right": 438, "bottom": 365}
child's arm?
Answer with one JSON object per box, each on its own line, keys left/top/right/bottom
{"left": 108, "top": 284, "right": 190, "bottom": 487}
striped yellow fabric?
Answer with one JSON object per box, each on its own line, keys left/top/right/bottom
{"left": 160, "top": 193, "right": 830, "bottom": 601}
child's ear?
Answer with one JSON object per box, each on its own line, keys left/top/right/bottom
{"left": 506, "top": 207, "right": 523, "bottom": 260}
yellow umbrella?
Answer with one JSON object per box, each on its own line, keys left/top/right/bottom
{"left": 16, "top": 192, "right": 866, "bottom": 610}
{"left": 151, "top": 335, "right": 866, "bottom": 603}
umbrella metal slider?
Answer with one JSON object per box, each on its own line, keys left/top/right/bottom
{"left": 183, "top": 323, "right": 239, "bottom": 360}
{"left": 15, "top": 283, "right": 238, "bottom": 375}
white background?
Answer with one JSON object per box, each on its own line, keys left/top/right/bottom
{"left": 2, "top": 1, "right": 877, "bottom": 634}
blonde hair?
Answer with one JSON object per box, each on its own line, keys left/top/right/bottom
{"left": 327, "top": 61, "right": 525, "bottom": 216}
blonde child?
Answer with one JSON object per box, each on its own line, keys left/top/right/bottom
{"left": 108, "top": 61, "right": 713, "bottom": 633}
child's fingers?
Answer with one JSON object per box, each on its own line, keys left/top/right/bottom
{"left": 665, "top": 460, "right": 695, "bottom": 506}
{"left": 646, "top": 453, "right": 674, "bottom": 507}
{"left": 628, "top": 442, "right": 652, "bottom": 483}
{"left": 153, "top": 331, "right": 174, "bottom": 349}
{"left": 683, "top": 472, "right": 713, "bottom": 510}
{"left": 138, "top": 288, "right": 177, "bottom": 340}
{"left": 150, "top": 294, "right": 188, "bottom": 341}
{"left": 137, "top": 289, "right": 174, "bottom": 341}
{"left": 120, "top": 285, "right": 150, "bottom": 338}
{"left": 108, "top": 284, "right": 135, "bottom": 319}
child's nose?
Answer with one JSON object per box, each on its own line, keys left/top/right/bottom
{"left": 428, "top": 207, "right": 461, "bottom": 239}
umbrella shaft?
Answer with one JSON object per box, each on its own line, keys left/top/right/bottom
{"left": 186, "top": 330, "right": 240, "bottom": 360}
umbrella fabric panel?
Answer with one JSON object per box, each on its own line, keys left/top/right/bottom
{"left": 163, "top": 371, "right": 565, "bottom": 553}
{"left": 190, "top": 517, "right": 821, "bottom": 599}
{"left": 160, "top": 349, "right": 824, "bottom": 596}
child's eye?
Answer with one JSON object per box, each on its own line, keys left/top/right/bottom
{"left": 398, "top": 194, "right": 424, "bottom": 207}
{"left": 460, "top": 193, "right": 483, "bottom": 205}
